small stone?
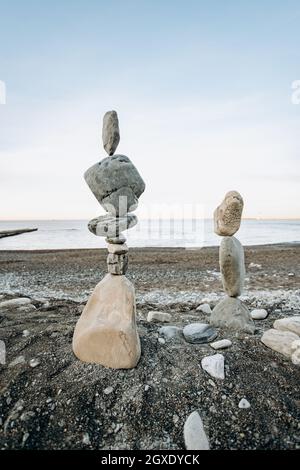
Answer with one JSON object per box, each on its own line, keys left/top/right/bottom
{"left": 144, "top": 385, "right": 150, "bottom": 391}
{"left": 107, "top": 243, "right": 128, "bottom": 254}
{"left": 29, "top": 358, "right": 40, "bottom": 368}
{"left": 288, "top": 272, "right": 295, "bottom": 277}
{"left": 214, "top": 191, "right": 244, "bottom": 236}
{"left": 9, "top": 356, "right": 26, "bottom": 367}
{"left": 261, "top": 329, "right": 299, "bottom": 358}
{"left": 248, "top": 262, "right": 262, "bottom": 269}
{"left": 147, "top": 311, "right": 172, "bottom": 323}
{"left": 291, "top": 350, "right": 300, "bottom": 365}
{"left": 184, "top": 411, "right": 210, "bottom": 450}
{"left": 210, "top": 339, "right": 232, "bottom": 350}
{"left": 0, "top": 298, "right": 32, "bottom": 309}
{"left": 102, "top": 110, "right": 120, "bottom": 156}
{"left": 173, "top": 414, "right": 179, "bottom": 424}
{"left": 103, "top": 386, "right": 114, "bottom": 395}
{"left": 251, "top": 309, "right": 268, "bottom": 320}
{"left": 201, "top": 354, "right": 225, "bottom": 380}
{"left": 159, "top": 326, "right": 182, "bottom": 340}
{"left": 22, "top": 330, "right": 30, "bottom": 337}
{"left": 107, "top": 253, "right": 128, "bottom": 275}
{"left": 211, "top": 297, "right": 255, "bottom": 334}
{"left": 105, "top": 235, "right": 126, "bottom": 244}
{"left": 219, "top": 236, "right": 245, "bottom": 297}
{"left": 238, "top": 398, "right": 251, "bottom": 409}
{"left": 88, "top": 214, "right": 137, "bottom": 237}
{"left": 158, "top": 337, "right": 165, "bottom": 344}
{"left": 82, "top": 432, "right": 91, "bottom": 445}
{"left": 273, "top": 316, "right": 300, "bottom": 336}
{"left": 196, "top": 303, "right": 212, "bottom": 314}
{"left": 183, "top": 323, "right": 218, "bottom": 344}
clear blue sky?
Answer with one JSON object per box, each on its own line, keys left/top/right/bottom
{"left": 0, "top": 0, "right": 299, "bottom": 219}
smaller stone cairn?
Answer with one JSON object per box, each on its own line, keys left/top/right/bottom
{"left": 72, "top": 111, "right": 145, "bottom": 368}
{"left": 210, "top": 191, "right": 255, "bottom": 333}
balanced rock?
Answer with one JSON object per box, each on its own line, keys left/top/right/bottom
{"left": 85, "top": 155, "right": 145, "bottom": 216}
{"left": 201, "top": 353, "right": 225, "bottom": 380}
{"left": 107, "top": 253, "right": 128, "bottom": 275}
{"left": 183, "top": 323, "right": 217, "bottom": 344}
{"left": 184, "top": 411, "right": 210, "bottom": 450}
{"left": 107, "top": 243, "right": 128, "bottom": 255}
{"left": 102, "top": 110, "right": 120, "bottom": 156}
{"left": 214, "top": 191, "right": 244, "bottom": 236}
{"left": 210, "top": 297, "right": 255, "bottom": 334}
{"left": 73, "top": 274, "right": 140, "bottom": 368}
{"left": 106, "top": 234, "right": 126, "bottom": 244}
{"left": 88, "top": 214, "right": 137, "bottom": 237}
{"left": 273, "top": 316, "right": 300, "bottom": 336}
{"left": 219, "top": 236, "right": 245, "bottom": 297}
{"left": 261, "top": 329, "right": 299, "bottom": 358}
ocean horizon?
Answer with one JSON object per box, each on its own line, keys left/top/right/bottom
{"left": 0, "top": 218, "right": 299, "bottom": 250}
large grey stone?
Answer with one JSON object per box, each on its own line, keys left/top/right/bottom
{"left": 84, "top": 155, "right": 145, "bottom": 216}
{"left": 88, "top": 214, "right": 137, "bottom": 237}
{"left": 214, "top": 191, "right": 244, "bottom": 236}
{"left": 219, "top": 236, "right": 245, "bottom": 297}
{"left": 261, "top": 328, "right": 299, "bottom": 358}
{"left": 184, "top": 411, "right": 210, "bottom": 450}
{"left": 102, "top": 110, "right": 120, "bottom": 156}
{"left": 183, "top": 323, "right": 218, "bottom": 344}
{"left": 210, "top": 297, "right": 255, "bottom": 334}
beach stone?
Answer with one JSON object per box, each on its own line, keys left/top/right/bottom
{"left": 73, "top": 274, "right": 141, "bottom": 369}
{"left": 0, "top": 298, "right": 31, "bottom": 310}
{"left": 273, "top": 316, "right": 300, "bottom": 336}
{"left": 251, "top": 308, "right": 268, "bottom": 320}
{"left": 84, "top": 155, "right": 145, "bottom": 216}
{"left": 291, "top": 350, "right": 300, "bottom": 365}
{"left": 107, "top": 243, "right": 128, "bottom": 255}
{"left": 159, "top": 326, "right": 182, "bottom": 340}
{"left": 107, "top": 253, "right": 128, "bottom": 275}
{"left": 88, "top": 214, "right": 137, "bottom": 237}
{"left": 219, "top": 236, "right": 245, "bottom": 297}
{"left": 105, "top": 234, "right": 126, "bottom": 244}
{"left": 103, "top": 386, "right": 114, "bottom": 395}
{"left": 147, "top": 311, "right": 172, "bottom": 323}
{"left": 158, "top": 337, "right": 165, "bottom": 345}
{"left": 102, "top": 110, "right": 120, "bottom": 156}
{"left": 29, "top": 358, "right": 40, "bottom": 368}
{"left": 238, "top": 398, "right": 251, "bottom": 409}
{"left": 22, "top": 330, "right": 30, "bottom": 337}
{"left": 214, "top": 191, "right": 244, "bottom": 236}
{"left": 184, "top": 411, "right": 210, "bottom": 450}
{"left": 9, "top": 356, "right": 26, "bottom": 367}
{"left": 210, "top": 297, "right": 255, "bottom": 334}
{"left": 210, "top": 339, "right": 232, "bottom": 350}
{"left": 201, "top": 353, "right": 225, "bottom": 380}
{"left": 17, "top": 305, "right": 37, "bottom": 313}
{"left": 183, "top": 323, "right": 218, "bottom": 344}
{"left": 261, "top": 329, "right": 299, "bottom": 358}
{"left": 196, "top": 303, "right": 212, "bottom": 314}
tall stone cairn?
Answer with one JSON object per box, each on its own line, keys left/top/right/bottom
{"left": 72, "top": 111, "right": 145, "bottom": 368}
{"left": 210, "top": 191, "right": 255, "bottom": 334}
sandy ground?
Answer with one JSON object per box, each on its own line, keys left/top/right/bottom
{"left": 0, "top": 244, "right": 299, "bottom": 450}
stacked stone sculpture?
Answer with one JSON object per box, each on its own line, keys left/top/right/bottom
{"left": 72, "top": 111, "right": 145, "bottom": 368}
{"left": 210, "top": 191, "right": 255, "bottom": 334}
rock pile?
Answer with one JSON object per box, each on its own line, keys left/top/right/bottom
{"left": 210, "top": 191, "right": 255, "bottom": 333}
{"left": 72, "top": 110, "right": 145, "bottom": 369}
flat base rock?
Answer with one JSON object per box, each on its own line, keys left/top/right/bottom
{"left": 210, "top": 297, "right": 255, "bottom": 334}
{"left": 183, "top": 323, "right": 217, "bottom": 344}
{"left": 72, "top": 274, "right": 140, "bottom": 369}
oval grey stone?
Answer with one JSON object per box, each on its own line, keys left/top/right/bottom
{"left": 183, "top": 323, "right": 218, "bottom": 344}
{"left": 102, "top": 110, "right": 120, "bottom": 156}
{"left": 88, "top": 214, "right": 137, "bottom": 237}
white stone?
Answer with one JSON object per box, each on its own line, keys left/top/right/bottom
{"left": 9, "top": 355, "right": 26, "bottom": 367}
{"left": 82, "top": 433, "right": 91, "bottom": 445}
{"left": 291, "top": 350, "right": 300, "bottom": 365}
{"left": 17, "top": 305, "right": 37, "bottom": 313}
{"left": 0, "top": 298, "right": 32, "bottom": 309}
{"left": 201, "top": 354, "right": 225, "bottom": 380}
{"left": 238, "top": 398, "right": 251, "bottom": 409}
{"left": 184, "top": 411, "right": 210, "bottom": 450}
{"left": 158, "top": 337, "right": 166, "bottom": 344}
{"left": 103, "top": 386, "right": 113, "bottom": 395}
{"left": 251, "top": 309, "right": 268, "bottom": 320}
{"left": 196, "top": 303, "right": 212, "bottom": 314}
{"left": 22, "top": 330, "right": 30, "bottom": 337}
{"left": 273, "top": 316, "right": 300, "bottom": 336}
{"left": 147, "top": 311, "right": 171, "bottom": 323}
{"left": 29, "top": 358, "right": 40, "bottom": 368}
{"left": 210, "top": 339, "right": 232, "bottom": 350}
{"left": 248, "top": 262, "right": 262, "bottom": 269}
{"left": 261, "top": 329, "right": 299, "bottom": 358}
